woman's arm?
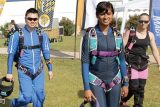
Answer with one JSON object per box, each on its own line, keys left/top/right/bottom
{"left": 149, "top": 32, "right": 160, "bottom": 67}
{"left": 81, "top": 33, "right": 90, "bottom": 90}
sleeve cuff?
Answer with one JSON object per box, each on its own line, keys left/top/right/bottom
{"left": 84, "top": 82, "right": 90, "bottom": 90}
{"left": 122, "top": 82, "right": 129, "bottom": 86}
{"left": 47, "top": 63, "right": 52, "bottom": 71}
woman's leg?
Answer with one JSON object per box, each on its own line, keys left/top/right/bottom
{"left": 106, "top": 83, "right": 121, "bottom": 107}
{"left": 121, "top": 79, "right": 134, "bottom": 103}
{"left": 136, "top": 79, "right": 146, "bottom": 107}
{"left": 90, "top": 84, "right": 107, "bottom": 107}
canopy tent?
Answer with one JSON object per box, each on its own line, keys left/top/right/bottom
{"left": 0, "top": 0, "right": 77, "bottom": 26}
{"left": 82, "top": 0, "right": 149, "bottom": 34}
{"left": 115, "top": 0, "right": 150, "bottom": 34}
{"left": 0, "top": 0, "right": 35, "bottom": 26}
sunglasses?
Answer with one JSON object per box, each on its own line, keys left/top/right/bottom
{"left": 139, "top": 20, "right": 149, "bottom": 24}
{"left": 27, "top": 17, "right": 38, "bottom": 21}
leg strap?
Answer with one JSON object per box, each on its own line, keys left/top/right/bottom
{"left": 89, "top": 70, "right": 121, "bottom": 92}
{"left": 18, "top": 62, "right": 43, "bottom": 80}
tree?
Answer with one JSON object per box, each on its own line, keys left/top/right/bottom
{"left": 0, "top": 23, "right": 9, "bottom": 38}
{"left": 111, "top": 18, "right": 122, "bottom": 31}
{"left": 125, "top": 14, "right": 139, "bottom": 29}
{"left": 59, "top": 17, "right": 75, "bottom": 36}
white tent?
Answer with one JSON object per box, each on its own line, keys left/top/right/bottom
{"left": 0, "top": 0, "right": 77, "bottom": 26}
{"left": 82, "top": 0, "right": 149, "bottom": 34}
{"left": 115, "top": 0, "right": 150, "bottom": 34}
{"left": 0, "top": 1, "right": 35, "bottom": 25}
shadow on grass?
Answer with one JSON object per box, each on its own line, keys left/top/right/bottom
{"left": 77, "top": 90, "right": 84, "bottom": 98}
{"left": 0, "top": 98, "right": 11, "bottom": 107}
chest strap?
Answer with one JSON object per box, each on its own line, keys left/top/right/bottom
{"left": 20, "top": 44, "right": 41, "bottom": 50}
{"left": 18, "top": 62, "right": 43, "bottom": 80}
{"left": 91, "top": 50, "right": 120, "bottom": 57}
{"left": 89, "top": 70, "right": 121, "bottom": 92}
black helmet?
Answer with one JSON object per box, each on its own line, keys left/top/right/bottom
{"left": 0, "top": 77, "right": 14, "bottom": 98}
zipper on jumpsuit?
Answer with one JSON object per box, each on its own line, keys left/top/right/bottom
{"left": 105, "top": 35, "right": 109, "bottom": 68}
{"left": 30, "top": 32, "right": 36, "bottom": 74}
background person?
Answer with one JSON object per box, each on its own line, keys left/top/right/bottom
{"left": 121, "top": 13, "right": 160, "bottom": 107}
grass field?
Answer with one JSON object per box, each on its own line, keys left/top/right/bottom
{"left": 0, "top": 55, "right": 160, "bottom": 107}
{"left": 0, "top": 55, "right": 84, "bottom": 107}
{"left": 0, "top": 38, "right": 7, "bottom": 48}
{"left": 0, "top": 36, "right": 82, "bottom": 52}
{"left": 0, "top": 36, "right": 160, "bottom": 107}
{"left": 50, "top": 36, "right": 82, "bottom": 52}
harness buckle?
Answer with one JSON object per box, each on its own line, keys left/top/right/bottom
{"left": 113, "top": 77, "right": 120, "bottom": 85}
{"left": 0, "top": 98, "right": 5, "bottom": 104}
{"left": 131, "top": 39, "right": 136, "bottom": 44}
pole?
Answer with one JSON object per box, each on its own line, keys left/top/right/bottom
{"left": 34, "top": 0, "right": 37, "bottom": 8}
{"left": 149, "top": 0, "right": 152, "bottom": 17}
{"left": 74, "top": 0, "right": 79, "bottom": 59}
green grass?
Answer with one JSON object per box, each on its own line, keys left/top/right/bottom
{"left": 0, "top": 55, "right": 84, "bottom": 107}
{"left": 0, "top": 38, "right": 7, "bottom": 47}
{"left": 0, "top": 55, "right": 160, "bottom": 107}
{"left": 147, "top": 47, "right": 160, "bottom": 55}
{"left": 0, "top": 35, "right": 82, "bottom": 52}
{"left": 50, "top": 36, "right": 82, "bottom": 52}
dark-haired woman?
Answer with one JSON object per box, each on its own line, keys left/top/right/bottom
{"left": 81, "top": 1, "right": 129, "bottom": 107}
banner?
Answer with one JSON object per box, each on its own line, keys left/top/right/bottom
{"left": 150, "top": 0, "right": 160, "bottom": 47}
{"left": 0, "top": 0, "right": 5, "bottom": 16}
{"left": 35, "top": 0, "right": 55, "bottom": 29}
{"left": 6, "top": 0, "right": 34, "bottom": 2}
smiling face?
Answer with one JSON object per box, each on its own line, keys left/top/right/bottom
{"left": 96, "top": 2, "right": 114, "bottom": 28}
{"left": 97, "top": 9, "right": 113, "bottom": 27}
{"left": 25, "top": 13, "right": 39, "bottom": 30}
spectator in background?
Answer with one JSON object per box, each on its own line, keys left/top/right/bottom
{"left": 121, "top": 13, "right": 160, "bottom": 107}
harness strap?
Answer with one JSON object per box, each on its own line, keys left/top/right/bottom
{"left": 126, "top": 26, "right": 136, "bottom": 51}
{"left": 18, "top": 28, "right": 43, "bottom": 50}
{"left": 18, "top": 62, "right": 43, "bottom": 80}
{"left": 20, "top": 45, "right": 41, "bottom": 50}
{"left": 89, "top": 70, "right": 121, "bottom": 92}
{"left": 80, "top": 99, "right": 100, "bottom": 107}
{"left": 91, "top": 50, "right": 120, "bottom": 57}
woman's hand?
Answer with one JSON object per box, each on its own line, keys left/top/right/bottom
{"left": 48, "top": 71, "right": 53, "bottom": 80}
{"left": 121, "top": 86, "right": 128, "bottom": 97}
{"left": 84, "top": 90, "right": 96, "bottom": 102}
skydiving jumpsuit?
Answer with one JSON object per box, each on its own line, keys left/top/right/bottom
{"left": 122, "top": 32, "right": 150, "bottom": 107}
{"left": 81, "top": 25, "right": 128, "bottom": 107}
{"left": 7, "top": 25, "right": 52, "bottom": 107}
